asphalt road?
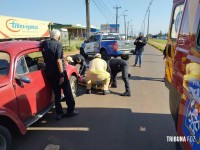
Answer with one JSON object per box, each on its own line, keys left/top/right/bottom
{"left": 13, "top": 44, "right": 177, "bottom": 150}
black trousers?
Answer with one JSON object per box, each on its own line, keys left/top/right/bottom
{"left": 111, "top": 64, "right": 130, "bottom": 93}
{"left": 48, "top": 71, "right": 75, "bottom": 115}
{"left": 79, "top": 61, "right": 87, "bottom": 76}
{"left": 72, "top": 61, "right": 87, "bottom": 76}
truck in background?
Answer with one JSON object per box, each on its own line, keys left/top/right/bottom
{"left": 164, "top": 0, "right": 200, "bottom": 149}
{"left": 0, "top": 15, "right": 50, "bottom": 40}
{"left": 0, "top": 16, "right": 69, "bottom": 50}
{"left": 80, "top": 32, "right": 135, "bottom": 60}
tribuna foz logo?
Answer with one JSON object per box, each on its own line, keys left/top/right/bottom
{"left": 166, "top": 136, "right": 195, "bottom": 142}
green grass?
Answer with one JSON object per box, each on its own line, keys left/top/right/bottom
{"left": 148, "top": 39, "right": 167, "bottom": 51}
{"left": 64, "top": 40, "right": 84, "bottom": 52}
{"left": 150, "top": 38, "right": 167, "bottom": 44}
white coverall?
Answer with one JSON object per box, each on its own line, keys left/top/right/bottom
{"left": 86, "top": 58, "right": 110, "bottom": 90}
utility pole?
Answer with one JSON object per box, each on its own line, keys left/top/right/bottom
{"left": 147, "top": 9, "right": 150, "bottom": 41}
{"left": 113, "top": 5, "right": 121, "bottom": 33}
{"left": 131, "top": 25, "right": 133, "bottom": 39}
{"left": 123, "top": 14, "right": 127, "bottom": 39}
{"left": 127, "top": 20, "right": 132, "bottom": 40}
{"left": 141, "top": 0, "right": 153, "bottom": 39}
{"left": 86, "top": 0, "right": 90, "bottom": 38}
{"left": 127, "top": 21, "right": 130, "bottom": 40}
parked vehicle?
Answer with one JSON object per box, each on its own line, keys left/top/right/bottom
{"left": 164, "top": 0, "right": 200, "bottom": 149}
{"left": 80, "top": 32, "right": 135, "bottom": 60}
{"left": 0, "top": 40, "right": 78, "bottom": 149}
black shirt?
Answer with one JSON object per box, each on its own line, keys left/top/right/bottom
{"left": 42, "top": 38, "right": 65, "bottom": 78}
{"left": 72, "top": 54, "right": 85, "bottom": 65}
{"left": 107, "top": 58, "right": 127, "bottom": 73}
{"left": 134, "top": 36, "right": 146, "bottom": 51}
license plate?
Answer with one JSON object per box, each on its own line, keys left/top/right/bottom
{"left": 123, "top": 51, "right": 129, "bottom": 54}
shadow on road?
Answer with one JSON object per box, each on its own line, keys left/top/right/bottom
{"left": 77, "top": 85, "right": 122, "bottom": 96}
{"left": 13, "top": 107, "right": 176, "bottom": 150}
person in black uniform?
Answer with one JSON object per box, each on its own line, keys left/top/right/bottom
{"left": 107, "top": 58, "right": 131, "bottom": 96}
{"left": 72, "top": 54, "right": 87, "bottom": 76}
{"left": 133, "top": 32, "right": 146, "bottom": 67}
{"left": 42, "top": 29, "right": 78, "bottom": 120}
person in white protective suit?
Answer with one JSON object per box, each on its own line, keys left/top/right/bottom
{"left": 86, "top": 53, "right": 110, "bottom": 95}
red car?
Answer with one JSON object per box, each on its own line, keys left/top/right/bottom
{"left": 0, "top": 40, "right": 78, "bottom": 149}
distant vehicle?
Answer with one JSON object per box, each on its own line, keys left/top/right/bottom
{"left": 119, "top": 34, "right": 126, "bottom": 40}
{"left": 80, "top": 32, "right": 135, "bottom": 60}
{"left": 164, "top": 0, "right": 200, "bottom": 149}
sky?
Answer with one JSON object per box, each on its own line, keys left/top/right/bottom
{"left": 0, "top": 0, "right": 173, "bottom": 35}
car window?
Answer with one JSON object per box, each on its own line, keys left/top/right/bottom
{"left": 170, "top": 3, "right": 184, "bottom": 39}
{"left": 102, "top": 34, "right": 120, "bottom": 40}
{"left": 16, "top": 51, "right": 44, "bottom": 75}
{"left": 88, "top": 35, "right": 94, "bottom": 42}
{"left": 94, "top": 35, "right": 101, "bottom": 41}
{"left": 0, "top": 52, "right": 10, "bottom": 76}
{"left": 25, "top": 52, "right": 44, "bottom": 73}
{"left": 16, "top": 57, "right": 29, "bottom": 75}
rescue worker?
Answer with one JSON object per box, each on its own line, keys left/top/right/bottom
{"left": 86, "top": 53, "right": 110, "bottom": 95}
{"left": 65, "top": 56, "right": 74, "bottom": 65}
{"left": 72, "top": 54, "right": 87, "bottom": 76}
{"left": 107, "top": 57, "right": 131, "bottom": 96}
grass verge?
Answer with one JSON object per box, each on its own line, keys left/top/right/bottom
{"left": 148, "top": 39, "right": 167, "bottom": 51}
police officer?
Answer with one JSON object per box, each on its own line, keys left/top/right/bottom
{"left": 72, "top": 54, "right": 87, "bottom": 76}
{"left": 107, "top": 57, "right": 131, "bottom": 96}
{"left": 42, "top": 29, "right": 78, "bottom": 120}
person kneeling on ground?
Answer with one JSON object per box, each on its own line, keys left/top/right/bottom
{"left": 107, "top": 57, "right": 131, "bottom": 96}
{"left": 86, "top": 53, "right": 110, "bottom": 95}
{"left": 72, "top": 54, "right": 87, "bottom": 76}
{"left": 65, "top": 56, "right": 74, "bottom": 65}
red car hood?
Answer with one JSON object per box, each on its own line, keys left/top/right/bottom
{"left": 0, "top": 76, "right": 10, "bottom": 88}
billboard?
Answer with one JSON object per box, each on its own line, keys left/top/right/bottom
{"left": 101, "top": 24, "right": 120, "bottom": 33}
{"left": 0, "top": 15, "right": 50, "bottom": 39}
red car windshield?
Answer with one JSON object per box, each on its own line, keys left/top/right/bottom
{"left": 0, "top": 52, "right": 10, "bottom": 76}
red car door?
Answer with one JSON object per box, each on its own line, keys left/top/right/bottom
{"left": 13, "top": 50, "right": 53, "bottom": 121}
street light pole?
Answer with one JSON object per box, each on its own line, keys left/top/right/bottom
{"left": 123, "top": 14, "right": 127, "bottom": 39}
{"left": 127, "top": 20, "right": 132, "bottom": 40}
{"left": 141, "top": 0, "right": 153, "bottom": 38}
{"left": 131, "top": 25, "right": 134, "bottom": 38}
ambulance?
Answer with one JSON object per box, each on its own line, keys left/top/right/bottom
{"left": 164, "top": 0, "right": 200, "bottom": 149}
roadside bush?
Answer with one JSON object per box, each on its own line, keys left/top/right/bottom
{"left": 64, "top": 40, "right": 84, "bottom": 51}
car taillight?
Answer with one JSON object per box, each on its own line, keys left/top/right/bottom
{"left": 113, "top": 42, "right": 118, "bottom": 51}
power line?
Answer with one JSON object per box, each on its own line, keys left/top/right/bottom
{"left": 91, "top": 0, "right": 113, "bottom": 22}
{"left": 96, "top": 0, "right": 114, "bottom": 18}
